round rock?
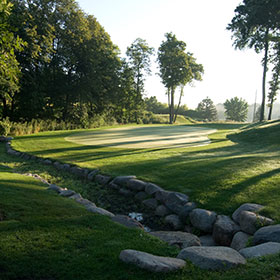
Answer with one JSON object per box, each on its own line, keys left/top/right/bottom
{"left": 177, "top": 246, "right": 246, "bottom": 270}
{"left": 190, "top": 208, "right": 217, "bottom": 233}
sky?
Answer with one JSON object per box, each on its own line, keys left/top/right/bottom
{"left": 76, "top": 0, "right": 266, "bottom": 109}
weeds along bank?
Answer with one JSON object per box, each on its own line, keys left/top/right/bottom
{"left": 0, "top": 113, "right": 192, "bottom": 137}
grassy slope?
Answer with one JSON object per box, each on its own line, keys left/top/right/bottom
{"left": 11, "top": 122, "right": 280, "bottom": 222}
{"left": 1, "top": 122, "right": 280, "bottom": 280}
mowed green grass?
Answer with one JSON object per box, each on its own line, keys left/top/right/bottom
{"left": 1, "top": 143, "right": 280, "bottom": 280}
{"left": 11, "top": 121, "right": 280, "bottom": 222}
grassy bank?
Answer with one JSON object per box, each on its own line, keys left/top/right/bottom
{"left": 10, "top": 121, "right": 280, "bottom": 222}
{"left": 1, "top": 142, "right": 280, "bottom": 279}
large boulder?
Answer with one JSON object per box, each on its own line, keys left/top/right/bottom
{"left": 177, "top": 246, "right": 246, "bottom": 270}
{"left": 112, "top": 215, "right": 144, "bottom": 230}
{"left": 47, "top": 184, "right": 64, "bottom": 193}
{"left": 119, "top": 249, "right": 186, "bottom": 273}
{"left": 212, "top": 215, "right": 240, "bottom": 246}
{"left": 86, "top": 205, "right": 114, "bottom": 218}
{"left": 230, "top": 232, "right": 251, "bottom": 251}
{"left": 239, "top": 242, "right": 280, "bottom": 259}
{"left": 149, "top": 231, "right": 201, "bottom": 248}
{"left": 253, "top": 224, "right": 280, "bottom": 245}
{"left": 232, "top": 203, "right": 264, "bottom": 224}
{"left": 95, "top": 174, "right": 111, "bottom": 185}
{"left": 87, "top": 169, "right": 99, "bottom": 181}
{"left": 164, "top": 214, "right": 183, "bottom": 230}
{"left": 112, "top": 175, "right": 136, "bottom": 187}
{"left": 75, "top": 197, "right": 96, "bottom": 208}
{"left": 190, "top": 209, "right": 217, "bottom": 233}
{"left": 164, "top": 192, "right": 189, "bottom": 214}
{"left": 155, "top": 205, "right": 172, "bottom": 217}
{"left": 127, "top": 179, "right": 147, "bottom": 191}
{"left": 142, "top": 198, "right": 158, "bottom": 210}
{"left": 178, "top": 202, "right": 196, "bottom": 222}
{"left": 145, "top": 183, "right": 163, "bottom": 196}
{"left": 199, "top": 235, "right": 217, "bottom": 247}
{"left": 239, "top": 210, "right": 274, "bottom": 235}
{"left": 155, "top": 190, "right": 171, "bottom": 203}
{"left": 59, "top": 189, "right": 76, "bottom": 197}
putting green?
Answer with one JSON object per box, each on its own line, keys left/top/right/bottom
{"left": 65, "top": 125, "right": 216, "bottom": 149}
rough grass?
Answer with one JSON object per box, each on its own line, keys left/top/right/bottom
{"left": 1, "top": 143, "right": 280, "bottom": 279}
{"left": 11, "top": 122, "right": 280, "bottom": 222}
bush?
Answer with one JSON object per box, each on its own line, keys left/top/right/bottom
{"left": 0, "top": 117, "right": 11, "bottom": 136}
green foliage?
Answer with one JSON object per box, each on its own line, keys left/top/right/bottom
{"left": 224, "top": 97, "right": 248, "bottom": 122}
{"left": 227, "top": 0, "right": 280, "bottom": 122}
{"left": 157, "top": 32, "right": 203, "bottom": 124}
{"left": 196, "top": 97, "right": 218, "bottom": 121}
{"left": 0, "top": 117, "right": 11, "bottom": 136}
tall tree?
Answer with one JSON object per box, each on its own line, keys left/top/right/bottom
{"left": 0, "top": 0, "right": 24, "bottom": 118}
{"left": 227, "top": 0, "right": 280, "bottom": 122}
{"left": 126, "top": 38, "right": 154, "bottom": 104}
{"left": 157, "top": 32, "right": 203, "bottom": 124}
{"left": 224, "top": 97, "right": 248, "bottom": 122}
{"left": 196, "top": 97, "right": 217, "bottom": 121}
{"left": 267, "top": 43, "right": 280, "bottom": 120}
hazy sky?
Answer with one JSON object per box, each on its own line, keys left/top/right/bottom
{"left": 77, "top": 0, "right": 265, "bottom": 109}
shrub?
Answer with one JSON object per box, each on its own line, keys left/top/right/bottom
{"left": 0, "top": 117, "right": 11, "bottom": 136}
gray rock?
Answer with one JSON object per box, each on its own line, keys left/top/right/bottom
{"left": 164, "top": 192, "right": 189, "bottom": 214}
{"left": 108, "top": 182, "right": 121, "bottom": 190}
{"left": 134, "top": 191, "right": 148, "bottom": 201}
{"left": 231, "top": 232, "right": 251, "bottom": 251}
{"left": 43, "top": 159, "right": 52, "bottom": 165}
{"left": 53, "top": 161, "right": 63, "bottom": 170}
{"left": 190, "top": 209, "right": 217, "bottom": 233}
{"left": 59, "top": 189, "right": 76, "bottom": 197}
{"left": 68, "top": 193, "right": 83, "bottom": 200}
{"left": 165, "top": 214, "right": 183, "bottom": 230}
{"left": 119, "top": 249, "right": 186, "bottom": 273}
{"left": 119, "top": 188, "right": 133, "bottom": 197}
{"left": 112, "top": 175, "right": 136, "bottom": 186}
{"left": 145, "top": 183, "right": 163, "bottom": 196}
{"left": 86, "top": 205, "right": 115, "bottom": 217}
{"left": 111, "top": 215, "right": 144, "bottom": 230}
{"left": 127, "top": 179, "right": 147, "bottom": 191}
{"left": 178, "top": 202, "right": 197, "bottom": 222}
{"left": 155, "top": 205, "right": 172, "bottom": 217}
{"left": 155, "top": 190, "right": 171, "bottom": 203}
{"left": 212, "top": 215, "right": 240, "bottom": 246}
{"left": 150, "top": 231, "right": 201, "bottom": 248}
{"left": 95, "top": 174, "right": 111, "bottom": 185}
{"left": 23, "top": 154, "right": 31, "bottom": 160}
{"left": 239, "top": 211, "right": 274, "bottom": 235}
{"left": 239, "top": 242, "right": 280, "bottom": 259}
{"left": 70, "top": 166, "right": 85, "bottom": 178}
{"left": 177, "top": 246, "right": 246, "bottom": 270}
{"left": 232, "top": 203, "right": 264, "bottom": 224}
{"left": 62, "top": 164, "right": 71, "bottom": 171}
{"left": 87, "top": 169, "right": 99, "bottom": 181}
{"left": 199, "top": 235, "right": 217, "bottom": 247}
{"left": 47, "top": 184, "right": 64, "bottom": 193}
{"left": 142, "top": 198, "right": 158, "bottom": 210}
{"left": 75, "top": 197, "right": 96, "bottom": 207}
{"left": 253, "top": 224, "right": 280, "bottom": 245}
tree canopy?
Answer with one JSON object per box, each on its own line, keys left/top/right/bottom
{"left": 157, "top": 32, "right": 203, "bottom": 124}
{"left": 224, "top": 97, "right": 248, "bottom": 122}
{"left": 196, "top": 97, "right": 217, "bottom": 122}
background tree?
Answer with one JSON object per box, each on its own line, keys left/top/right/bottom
{"left": 157, "top": 32, "right": 203, "bottom": 124}
{"left": 224, "top": 97, "right": 248, "bottom": 122}
{"left": 0, "top": 0, "right": 24, "bottom": 118}
{"left": 196, "top": 97, "right": 217, "bottom": 121}
{"left": 267, "top": 43, "right": 280, "bottom": 120}
{"left": 126, "top": 38, "right": 154, "bottom": 103}
{"left": 227, "top": 0, "right": 280, "bottom": 122}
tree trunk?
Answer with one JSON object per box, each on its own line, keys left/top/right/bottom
{"left": 268, "top": 100, "right": 273, "bottom": 120}
{"left": 174, "top": 86, "right": 184, "bottom": 123}
{"left": 169, "top": 86, "right": 175, "bottom": 124}
{"left": 260, "top": 29, "right": 269, "bottom": 122}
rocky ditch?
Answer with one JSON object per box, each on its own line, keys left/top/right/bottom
{"left": 3, "top": 137, "right": 280, "bottom": 273}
